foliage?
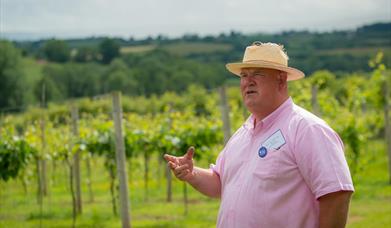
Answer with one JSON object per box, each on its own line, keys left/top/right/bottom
{"left": 43, "top": 39, "right": 70, "bottom": 63}
{"left": 0, "top": 136, "right": 37, "bottom": 181}
{"left": 74, "top": 46, "right": 99, "bottom": 63}
{"left": 33, "top": 73, "right": 63, "bottom": 104}
{"left": 368, "top": 52, "right": 390, "bottom": 109}
{"left": 41, "top": 62, "right": 104, "bottom": 101}
{"left": 2, "top": 22, "right": 390, "bottom": 111}
{"left": 0, "top": 40, "right": 27, "bottom": 110}
{"left": 103, "top": 59, "right": 138, "bottom": 95}
{"left": 99, "top": 38, "right": 120, "bottom": 64}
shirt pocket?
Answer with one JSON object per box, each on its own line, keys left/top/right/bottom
{"left": 252, "top": 148, "right": 281, "bottom": 180}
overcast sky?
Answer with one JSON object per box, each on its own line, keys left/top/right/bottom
{"left": 1, "top": 0, "right": 390, "bottom": 40}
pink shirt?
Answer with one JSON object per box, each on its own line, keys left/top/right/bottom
{"left": 212, "top": 97, "right": 354, "bottom": 228}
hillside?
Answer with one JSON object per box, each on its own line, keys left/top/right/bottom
{"left": 1, "top": 22, "right": 390, "bottom": 111}
{"left": 13, "top": 22, "right": 391, "bottom": 74}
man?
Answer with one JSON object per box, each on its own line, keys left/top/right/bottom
{"left": 164, "top": 42, "right": 354, "bottom": 228}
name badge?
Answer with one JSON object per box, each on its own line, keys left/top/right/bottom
{"left": 258, "top": 130, "right": 286, "bottom": 158}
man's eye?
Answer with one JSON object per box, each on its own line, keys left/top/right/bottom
{"left": 254, "top": 73, "right": 265, "bottom": 77}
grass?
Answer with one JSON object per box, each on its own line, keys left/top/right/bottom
{"left": 0, "top": 140, "right": 389, "bottom": 227}
{"left": 346, "top": 140, "right": 391, "bottom": 227}
{"left": 0, "top": 156, "right": 219, "bottom": 227}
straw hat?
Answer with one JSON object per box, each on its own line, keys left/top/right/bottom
{"left": 226, "top": 42, "right": 305, "bottom": 81}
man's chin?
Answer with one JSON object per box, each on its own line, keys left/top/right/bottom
{"left": 244, "top": 101, "right": 255, "bottom": 110}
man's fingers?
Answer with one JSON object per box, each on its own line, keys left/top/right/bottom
{"left": 177, "top": 170, "right": 189, "bottom": 179}
{"left": 168, "top": 161, "right": 177, "bottom": 170}
{"left": 164, "top": 154, "right": 178, "bottom": 163}
{"left": 174, "top": 164, "right": 189, "bottom": 174}
{"left": 185, "top": 146, "right": 195, "bottom": 160}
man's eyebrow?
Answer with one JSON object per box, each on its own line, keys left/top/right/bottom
{"left": 253, "top": 70, "right": 265, "bottom": 74}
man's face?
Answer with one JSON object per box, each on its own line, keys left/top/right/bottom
{"left": 240, "top": 68, "right": 281, "bottom": 112}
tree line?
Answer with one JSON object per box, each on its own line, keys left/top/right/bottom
{"left": 0, "top": 39, "right": 228, "bottom": 111}
{"left": 13, "top": 22, "right": 391, "bottom": 72}
{"left": 0, "top": 22, "right": 389, "bottom": 111}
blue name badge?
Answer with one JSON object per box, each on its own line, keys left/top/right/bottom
{"left": 258, "top": 146, "right": 267, "bottom": 158}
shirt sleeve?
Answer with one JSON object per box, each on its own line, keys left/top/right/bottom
{"left": 294, "top": 122, "right": 355, "bottom": 199}
{"left": 210, "top": 147, "right": 226, "bottom": 178}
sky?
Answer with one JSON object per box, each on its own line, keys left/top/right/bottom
{"left": 1, "top": 0, "right": 390, "bottom": 41}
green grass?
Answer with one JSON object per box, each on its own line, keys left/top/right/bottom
{"left": 0, "top": 140, "right": 389, "bottom": 227}
{"left": 346, "top": 140, "right": 391, "bottom": 227}
{"left": 0, "top": 157, "right": 219, "bottom": 227}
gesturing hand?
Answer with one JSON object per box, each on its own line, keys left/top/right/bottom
{"left": 163, "top": 147, "right": 195, "bottom": 182}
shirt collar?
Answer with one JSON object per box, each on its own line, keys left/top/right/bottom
{"left": 243, "top": 97, "right": 293, "bottom": 131}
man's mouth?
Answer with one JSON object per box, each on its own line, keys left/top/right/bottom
{"left": 246, "top": 90, "right": 257, "bottom": 95}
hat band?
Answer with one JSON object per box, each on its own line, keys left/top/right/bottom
{"left": 242, "top": 59, "right": 288, "bottom": 67}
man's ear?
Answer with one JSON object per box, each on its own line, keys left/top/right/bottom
{"left": 278, "top": 71, "right": 288, "bottom": 90}
{"left": 278, "top": 71, "right": 288, "bottom": 83}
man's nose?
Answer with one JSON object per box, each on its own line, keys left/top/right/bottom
{"left": 241, "top": 76, "right": 255, "bottom": 86}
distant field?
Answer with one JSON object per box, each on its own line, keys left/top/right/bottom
{"left": 120, "top": 44, "right": 157, "bottom": 54}
{"left": 120, "top": 43, "right": 390, "bottom": 61}
{"left": 120, "top": 42, "right": 233, "bottom": 56}
{"left": 317, "top": 47, "right": 391, "bottom": 56}
{"left": 161, "top": 42, "right": 232, "bottom": 56}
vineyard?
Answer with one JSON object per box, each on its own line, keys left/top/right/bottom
{"left": 0, "top": 55, "right": 390, "bottom": 227}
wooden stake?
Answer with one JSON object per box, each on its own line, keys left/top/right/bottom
{"left": 112, "top": 92, "right": 131, "bottom": 228}
{"left": 219, "top": 85, "right": 231, "bottom": 145}
{"left": 311, "top": 85, "right": 320, "bottom": 116}
{"left": 383, "top": 74, "right": 391, "bottom": 184}
{"left": 71, "top": 104, "right": 82, "bottom": 214}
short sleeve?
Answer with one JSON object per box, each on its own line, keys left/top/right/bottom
{"left": 294, "top": 123, "right": 354, "bottom": 199}
{"left": 210, "top": 148, "right": 226, "bottom": 178}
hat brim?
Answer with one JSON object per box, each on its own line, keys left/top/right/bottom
{"left": 226, "top": 61, "right": 305, "bottom": 81}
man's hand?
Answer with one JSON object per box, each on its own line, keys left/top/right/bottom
{"left": 164, "top": 147, "right": 195, "bottom": 182}
{"left": 164, "top": 146, "right": 221, "bottom": 198}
